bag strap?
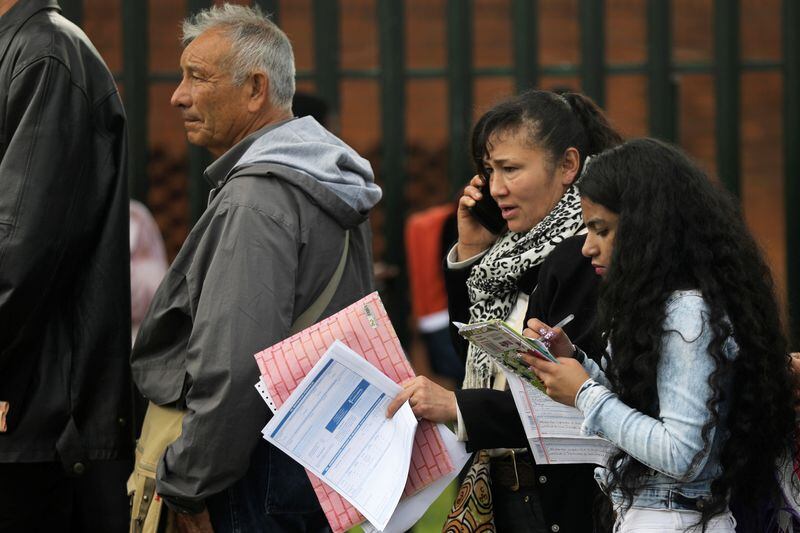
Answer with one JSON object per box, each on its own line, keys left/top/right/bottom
{"left": 289, "top": 230, "right": 350, "bottom": 335}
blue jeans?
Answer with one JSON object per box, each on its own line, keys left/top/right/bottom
{"left": 207, "top": 439, "right": 330, "bottom": 533}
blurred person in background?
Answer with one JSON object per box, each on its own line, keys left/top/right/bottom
{"left": 0, "top": 0, "right": 132, "bottom": 531}
{"left": 129, "top": 200, "right": 169, "bottom": 343}
{"left": 404, "top": 202, "right": 464, "bottom": 386}
{"left": 389, "top": 89, "right": 622, "bottom": 532}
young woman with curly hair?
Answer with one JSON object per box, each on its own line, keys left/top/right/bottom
{"left": 524, "top": 138, "right": 799, "bottom": 532}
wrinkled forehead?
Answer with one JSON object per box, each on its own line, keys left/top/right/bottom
{"left": 180, "top": 28, "right": 234, "bottom": 70}
{"left": 483, "top": 124, "right": 546, "bottom": 163}
{"left": 483, "top": 122, "right": 541, "bottom": 159}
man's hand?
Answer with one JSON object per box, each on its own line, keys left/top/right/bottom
{"left": 524, "top": 356, "right": 590, "bottom": 407}
{"left": 176, "top": 510, "right": 214, "bottom": 533}
{"left": 791, "top": 353, "right": 800, "bottom": 375}
{"left": 386, "top": 376, "right": 457, "bottom": 423}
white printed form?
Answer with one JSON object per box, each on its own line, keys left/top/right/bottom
{"left": 263, "top": 340, "right": 417, "bottom": 531}
{"left": 505, "top": 371, "right": 616, "bottom": 465}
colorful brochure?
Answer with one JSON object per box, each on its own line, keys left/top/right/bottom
{"left": 455, "top": 319, "right": 557, "bottom": 390}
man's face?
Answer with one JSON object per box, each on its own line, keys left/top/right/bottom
{"left": 170, "top": 29, "right": 254, "bottom": 157}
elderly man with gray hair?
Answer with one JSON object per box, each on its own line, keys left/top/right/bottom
{"left": 130, "top": 4, "right": 381, "bottom": 532}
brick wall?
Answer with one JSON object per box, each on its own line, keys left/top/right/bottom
{"left": 80, "top": 0, "right": 790, "bottom": 312}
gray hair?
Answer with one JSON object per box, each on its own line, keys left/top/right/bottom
{"left": 182, "top": 3, "right": 295, "bottom": 111}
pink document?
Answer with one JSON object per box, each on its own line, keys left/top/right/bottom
{"left": 254, "top": 292, "right": 454, "bottom": 532}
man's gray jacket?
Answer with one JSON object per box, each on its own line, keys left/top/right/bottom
{"left": 131, "top": 116, "right": 381, "bottom": 513}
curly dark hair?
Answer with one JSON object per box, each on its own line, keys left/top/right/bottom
{"left": 577, "top": 138, "right": 799, "bottom": 530}
{"left": 470, "top": 89, "right": 623, "bottom": 179}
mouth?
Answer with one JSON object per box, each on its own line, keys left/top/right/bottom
{"left": 499, "top": 205, "right": 519, "bottom": 219}
{"left": 592, "top": 263, "right": 606, "bottom": 276}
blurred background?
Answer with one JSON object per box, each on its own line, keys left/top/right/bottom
{"left": 61, "top": 0, "right": 798, "bottom": 350}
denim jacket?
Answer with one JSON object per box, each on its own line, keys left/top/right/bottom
{"left": 575, "top": 290, "right": 738, "bottom": 511}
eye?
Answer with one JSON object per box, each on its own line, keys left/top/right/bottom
{"left": 483, "top": 167, "right": 493, "bottom": 176}
{"left": 503, "top": 166, "right": 517, "bottom": 173}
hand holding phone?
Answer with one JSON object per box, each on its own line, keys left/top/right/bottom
{"left": 468, "top": 176, "right": 507, "bottom": 235}
{"left": 455, "top": 175, "right": 505, "bottom": 261}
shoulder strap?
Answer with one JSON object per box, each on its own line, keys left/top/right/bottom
{"left": 289, "top": 230, "right": 350, "bottom": 334}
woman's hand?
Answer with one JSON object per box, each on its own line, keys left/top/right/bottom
{"left": 523, "top": 318, "right": 574, "bottom": 358}
{"left": 386, "top": 376, "right": 457, "bottom": 423}
{"left": 524, "top": 356, "right": 590, "bottom": 407}
{"left": 455, "top": 175, "right": 499, "bottom": 261}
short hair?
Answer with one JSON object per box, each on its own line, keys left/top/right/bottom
{"left": 181, "top": 3, "right": 296, "bottom": 111}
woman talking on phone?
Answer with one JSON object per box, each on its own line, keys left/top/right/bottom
{"left": 389, "top": 90, "right": 622, "bottom": 532}
{"left": 524, "top": 138, "right": 799, "bottom": 532}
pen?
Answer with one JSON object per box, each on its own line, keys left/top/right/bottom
{"left": 540, "top": 313, "right": 574, "bottom": 347}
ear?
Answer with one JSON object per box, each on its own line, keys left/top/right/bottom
{"left": 559, "top": 147, "right": 580, "bottom": 186}
{"left": 246, "top": 71, "right": 270, "bottom": 113}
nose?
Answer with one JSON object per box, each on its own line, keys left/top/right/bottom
{"left": 171, "top": 77, "right": 190, "bottom": 108}
{"left": 581, "top": 234, "right": 597, "bottom": 258}
{"left": 488, "top": 173, "right": 507, "bottom": 199}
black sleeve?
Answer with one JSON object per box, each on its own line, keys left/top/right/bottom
{"left": 455, "top": 235, "right": 603, "bottom": 451}
{"left": 0, "top": 57, "right": 94, "bottom": 368}
{"left": 455, "top": 389, "right": 529, "bottom": 451}
{"left": 526, "top": 234, "right": 605, "bottom": 360}
{"left": 444, "top": 259, "right": 473, "bottom": 362}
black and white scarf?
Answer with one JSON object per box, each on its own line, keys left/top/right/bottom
{"left": 463, "top": 186, "right": 584, "bottom": 389}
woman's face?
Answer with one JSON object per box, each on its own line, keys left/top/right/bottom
{"left": 483, "top": 129, "right": 577, "bottom": 233}
{"left": 580, "top": 197, "right": 619, "bottom": 277}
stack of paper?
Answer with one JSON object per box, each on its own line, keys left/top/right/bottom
{"left": 263, "top": 341, "right": 418, "bottom": 530}
{"left": 505, "top": 371, "right": 616, "bottom": 465}
{"left": 253, "top": 292, "right": 459, "bottom": 532}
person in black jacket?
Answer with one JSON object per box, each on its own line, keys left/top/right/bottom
{"left": 0, "top": 1, "right": 132, "bottom": 531}
{"left": 388, "top": 90, "right": 621, "bottom": 532}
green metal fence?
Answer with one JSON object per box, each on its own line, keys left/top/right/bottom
{"left": 61, "top": 0, "right": 800, "bottom": 346}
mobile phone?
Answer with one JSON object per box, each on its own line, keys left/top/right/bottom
{"left": 468, "top": 178, "right": 507, "bottom": 235}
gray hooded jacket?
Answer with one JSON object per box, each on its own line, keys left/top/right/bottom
{"left": 131, "top": 117, "right": 380, "bottom": 512}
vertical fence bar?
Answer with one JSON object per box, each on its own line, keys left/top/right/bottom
{"left": 512, "top": 0, "right": 538, "bottom": 92}
{"left": 187, "top": 0, "right": 213, "bottom": 222}
{"left": 312, "top": 0, "right": 340, "bottom": 117}
{"left": 378, "top": 0, "right": 406, "bottom": 269}
{"left": 60, "top": 0, "right": 83, "bottom": 26}
{"left": 378, "top": 0, "right": 409, "bottom": 345}
{"left": 785, "top": 0, "right": 800, "bottom": 346}
{"left": 647, "top": 0, "right": 676, "bottom": 142}
{"left": 122, "top": 0, "right": 149, "bottom": 202}
{"left": 254, "top": 0, "right": 280, "bottom": 24}
{"left": 447, "top": 0, "right": 473, "bottom": 193}
{"left": 714, "top": 0, "right": 740, "bottom": 196}
{"left": 579, "top": 0, "right": 605, "bottom": 107}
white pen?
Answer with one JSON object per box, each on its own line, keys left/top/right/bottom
{"left": 540, "top": 313, "right": 575, "bottom": 347}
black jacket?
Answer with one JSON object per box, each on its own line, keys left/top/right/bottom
{"left": 0, "top": 0, "right": 132, "bottom": 472}
{"left": 447, "top": 235, "right": 607, "bottom": 532}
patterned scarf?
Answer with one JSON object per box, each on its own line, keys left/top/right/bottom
{"left": 463, "top": 186, "right": 584, "bottom": 389}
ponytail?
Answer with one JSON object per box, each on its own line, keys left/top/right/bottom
{"left": 563, "top": 92, "right": 623, "bottom": 157}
